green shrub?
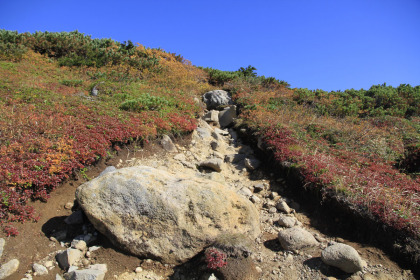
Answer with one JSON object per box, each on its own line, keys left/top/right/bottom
{"left": 60, "top": 79, "right": 83, "bottom": 87}
{"left": 119, "top": 93, "right": 172, "bottom": 112}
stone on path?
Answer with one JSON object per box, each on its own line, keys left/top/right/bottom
{"left": 76, "top": 166, "right": 260, "bottom": 264}
{"left": 277, "top": 215, "right": 297, "bottom": 228}
{"left": 276, "top": 200, "right": 292, "bottom": 214}
{"left": 64, "top": 268, "right": 105, "bottom": 280}
{"left": 277, "top": 227, "right": 319, "bottom": 250}
{"left": 199, "top": 158, "right": 223, "bottom": 172}
{"left": 203, "top": 90, "right": 232, "bottom": 110}
{"left": 56, "top": 248, "right": 83, "bottom": 270}
{"left": 33, "top": 263, "right": 48, "bottom": 275}
{"left": 218, "top": 105, "right": 237, "bottom": 128}
{"left": 203, "top": 110, "right": 219, "bottom": 123}
{"left": 160, "top": 135, "right": 178, "bottom": 153}
{"left": 225, "top": 154, "right": 246, "bottom": 164}
{"left": 321, "top": 243, "right": 365, "bottom": 273}
{"left": 0, "top": 259, "right": 19, "bottom": 279}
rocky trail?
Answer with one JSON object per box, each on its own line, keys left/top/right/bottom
{"left": 0, "top": 91, "right": 417, "bottom": 280}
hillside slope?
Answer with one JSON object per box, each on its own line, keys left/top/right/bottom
{"left": 0, "top": 30, "right": 419, "bottom": 274}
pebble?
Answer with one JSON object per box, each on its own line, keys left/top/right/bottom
{"left": 64, "top": 202, "right": 73, "bottom": 209}
{"left": 135, "top": 267, "right": 143, "bottom": 273}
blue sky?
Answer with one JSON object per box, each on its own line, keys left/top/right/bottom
{"left": 1, "top": 0, "right": 419, "bottom": 91}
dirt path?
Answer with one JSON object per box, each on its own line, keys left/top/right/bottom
{"left": 0, "top": 119, "right": 416, "bottom": 280}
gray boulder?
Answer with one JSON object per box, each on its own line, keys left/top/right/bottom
{"left": 0, "top": 259, "right": 19, "bottom": 279}
{"left": 277, "top": 227, "right": 318, "bottom": 250}
{"left": 203, "top": 90, "right": 232, "bottom": 110}
{"left": 321, "top": 243, "right": 365, "bottom": 273}
{"left": 76, "top": 166, "right": 260, "bottom": 264}
{"left": 218, "top": 106, "right": 237, "bottom": 128}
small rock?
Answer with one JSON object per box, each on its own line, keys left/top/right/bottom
{"left": 203, "top": 110, "right": 219, "bottom": 123}
{"left": 33, "top": 263, "right": 48, "bottom": 276}
{"left": 210, "top": 141, "right": 219, "bottom": 150}
{"left": 199, "top": 158, "right": 223, "bottom": 172}
{"left": 195, "top": 127, "right": 212, "bottom": 139}
{"left": 253, "top": 184, "right": 264, "bottom": 193}
{"left": 208, "top": 273, "right": 218, "bottom": 280}
{"left": 56, "top": 274, "right": 64, "bottom": 280}
{"left": 160, "top": 135, "right": 178, "bottom": 153}
{"left": 238, "top": 187, "right": 253, "bottom": 198}
{"left": 321, "top": 243, "right": 365, "bottom": 273}
{"left": 278, "top": 227, "right": 319, "bottom": 250}
{"left": 214, "top": 128, "right": 229, "bottom": 136}
{"left": 277, "top": 215, "right": 297, "bottom": 228}
{"left": 255, "top": 266, "right": 262, "bottom": 273}
{"left": 88, "top": 264, "right": 107, "bottom": 273}
{"left": 81, "top": 259, "right": 90, "bottom": 266}
{"left": 56, "top": 249, "right": 83, "bottom": 270}
{"left": 250, "top": 195, "right": 261, "bottom": 204}
{"left": 64, "top": 268, "right": 105, "bottom": 280}
{"left": 276, "top": 200, "right": 292, "bottom": 214}
{"left": 88, "top": 246, "right": 101, "bottom": 252}
{"left": 268, "top": 207, "right": 277, "bottom": 214}
{"left": 44, "top": 261, "right": 54, "bottom": 268}
{"left": 135, "top": 267, "right": 143, "bottom": 273}
{"left": 244, "top": 157, "right": 261, "bottom": 171}
{"left": 218, "top": 105, "right": 237, "bottom": 127}
{"left": 0, "top": 259, "right": 19, "bottom": 279}
{"left": 64, "top": 210, "right": 84, "bottom": 225}
{"left": 64, "top": 202, "right": 74, "bottom": 210}
{"left": 0, "top": 239, "right": 4, "bottom": 258}
{"left": 71, "top": 240, "right": 87, "bottom": 252}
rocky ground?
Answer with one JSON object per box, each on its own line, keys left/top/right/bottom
{"left": 0, "top": 114, "right": 417, "bottom": 280}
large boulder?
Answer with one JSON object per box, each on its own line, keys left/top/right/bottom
{"left": 203, "top": 90, "right": 232, "bottom": 110}
{"left": 76, "top": 166, "right": 260, "bottom": 264}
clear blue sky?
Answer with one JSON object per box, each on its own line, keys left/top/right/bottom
{"left": 1, "top": 0, "right": 419, "bottom": 91}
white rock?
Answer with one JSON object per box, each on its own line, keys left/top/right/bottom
{"left": 71, "top": 240, "right": 87, "bottom": 252}
{"left": 135, "top": 267, "right": 143, "bottom": 273}
{"left": 238, "top": 187, "right": 253, "bottom": 198}
{"left": 64, "top": 268, "right": 105, "bottom": 280}
{"left": 0, "top": 259, "right": 19, "bottom": 279}
{"left": 244, "top": 157, "right": 261, "bottom": 171}
{"left": 321, "top": 243, "right": 365, "bottom": 273}
{"left": 56, "top": 249, "right": 83, "bottom": 270}
{"left": 88, "top": 264, "right": 107, "bottom": 273}
{"left": 32, "top": 263, "right": 48, "bottom": 275}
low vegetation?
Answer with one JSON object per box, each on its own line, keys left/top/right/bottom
{"left": 0, "top": 30, "right": 212, "bottom": 234}
{"left": 0, "top": 30, "right": 419, "bottom": 249}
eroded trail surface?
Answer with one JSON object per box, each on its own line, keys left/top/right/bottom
{"left": 0, "top": 119, "right": 416, "bottom": 280}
